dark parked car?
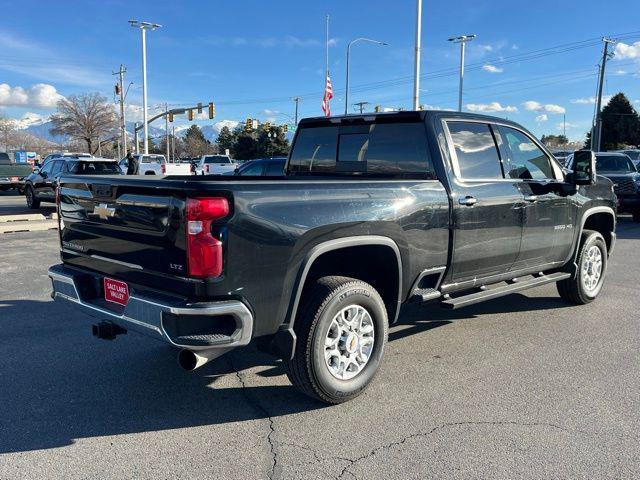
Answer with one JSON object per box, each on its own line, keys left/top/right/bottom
{"left": 225, "top": 157, "right": 287, "bottom": 176}
{"left": 567, "top": 152, "right": 639, "bottom": 221}
{"left": 25, "top": 158, "right": 122, "bottom": 208}
{"left": 49, "top": 111, "right": 615, "bottom": 404}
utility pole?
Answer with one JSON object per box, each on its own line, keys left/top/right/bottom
{"left": 134, "top": 122, "right": 140, "bottom": 154}
{"left": 448, "top": 34, "right": 476, "bottom": 112}
{"left": 129, "top": 20, "right": 162, "bottom": 154}
{"left": 591, "top": 37, "right": 617, "bottom": 152}
{"left": 172, "top": 125, "right": 176, "bottom": 161}
{"left": 112, "top": 64, "right": 127, "bottom": 154}
{"left": 412, "top": 0, "right": 422, "bottom": 110}
{"left": 292, "top": 97, "right": 302, "bottom": 124}
{"left": 353, "top": 101, "right": 370, "bottom": 114}
{"left": 165, "top": 103, "right": 170, "bottom": 162}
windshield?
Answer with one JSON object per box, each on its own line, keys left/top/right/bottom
{"left": 204, "top": 156, "right": 231, "bottom": 164}
{"left": 596, "top": 155, "right": 636, "bottom": 173}
{"left": 68, "top": 161, "right": 122, "bottom": 175}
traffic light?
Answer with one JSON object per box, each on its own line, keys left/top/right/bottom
{"left": 197, "top": 102, "right": 203, "bottom": 114}
{"left": 263, "top": 122, "right": 271, "bottom": 132}
{"left": 374, "top": 105, "right": 381, "bottom": 113}
{"left": 208, "top": 102, "right": 216, "bottom": 119}
{"left": 282, "top": 124, "right": 288, "bottom": 133}
{"left": 188, "top": 109, "right": 194, "bottom": 121}
{"left": 168, "top": 111, "right": 174, "bottom": 122}
{"left": 245, "top": 118, "right": 253, "bottom": 132}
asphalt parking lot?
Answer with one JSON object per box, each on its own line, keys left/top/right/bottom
{"left": 0, "top": 213, "right": 638, "bottom": 479}
{"left": 0, "top": 190, "right": 55, "bottom": 217}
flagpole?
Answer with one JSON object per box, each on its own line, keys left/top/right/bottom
{"left": 325, "top": 14, "right": 329, "bottom": 79}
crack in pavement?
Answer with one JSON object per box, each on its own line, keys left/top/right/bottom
{"left": 228, "top": 355, "right": 278, "bottom": 480}
{"left": 336, "top": 420, "right": 594, "bottom": 479}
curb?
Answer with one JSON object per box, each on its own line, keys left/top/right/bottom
{"left": 0, "top": 213, "right": 58, "bottom": 234}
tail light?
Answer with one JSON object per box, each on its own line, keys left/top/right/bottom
{"left": 161, "top": 163, "right": 166, "bottom": 174}
{"left": 185, "top": 197, "right": 229, "bottom": 278}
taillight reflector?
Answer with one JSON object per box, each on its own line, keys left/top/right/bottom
{"left": 185, "top": 197, "right": 229, "bottom": 278}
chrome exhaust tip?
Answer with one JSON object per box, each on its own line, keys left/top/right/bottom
{"left": 177, "top": 347, "right": 231, "bottom": 371}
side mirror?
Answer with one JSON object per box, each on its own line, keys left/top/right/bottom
{"left": 571, "top": 150, "right": 596, "bottom": 186}
{"left": 40, "top": 170, "right": 47, "bottom": 179}
{"left": 33, "top": 168, "right": 40, "bottom": 174}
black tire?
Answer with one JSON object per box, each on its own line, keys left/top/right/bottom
{"left": 26, "top": 186, "right": 40, "bottom": 209}
{"left": 632, "top": 209, "right": 640, "bottom": 223}
{"left": 557, "top": 230, "right": 607, "bottom": 304}
{"left": 285, "top": 276, "right": 388, "bottom": 404}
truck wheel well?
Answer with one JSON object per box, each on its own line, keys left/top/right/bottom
{"left": 301, "top": 245, "right": 400, "bottom": 322}
{"left": 583, "top": 212, "right": 615, "bottom": 251}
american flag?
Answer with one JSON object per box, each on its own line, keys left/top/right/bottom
{"left": 321, "top": 73, "right": 333, "bottom": 117}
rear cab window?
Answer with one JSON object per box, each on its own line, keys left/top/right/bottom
{"left": 204, "top": 156, "right": 232, "bottom": 164}
{"left": 288, "top": 120, "right": 435, "bottom": 178}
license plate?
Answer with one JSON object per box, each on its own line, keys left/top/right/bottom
{"left": 104, "top": 277, "right": 129, "bottom": 306}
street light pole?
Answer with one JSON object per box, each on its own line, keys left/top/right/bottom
{"left": 412, "top": 0, "right": 422, "bottom": 110}
{"left": 129, "top": 20, "right": 162, "bottom": 155}
{"left": 448, "top": 34, "right": 476, "bottom": 112}
{"left": 345, "top": 37, "right": 389, "bottom": 115}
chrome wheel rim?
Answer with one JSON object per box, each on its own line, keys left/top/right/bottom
{"left": 324, "top": 305, "right": 375, "bottom": 380}
{"left": 26, "top": 189, "right": 33, "bottom": 207}
{"left": 582, "top": 245, "right": 603, "bottom": 292}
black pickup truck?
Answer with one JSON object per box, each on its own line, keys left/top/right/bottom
{"left": 49, "top": 111, "right": 616, "bottom": 404}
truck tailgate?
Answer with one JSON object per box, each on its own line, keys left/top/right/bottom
{"left": 58, "top": 177, "right": 189, "bottom": 280}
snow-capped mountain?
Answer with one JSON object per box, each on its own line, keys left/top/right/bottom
{"left": 11, "top": 112, "right": 241, "bottom": 145}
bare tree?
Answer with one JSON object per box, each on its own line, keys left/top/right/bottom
{"left": 0, "top": 115, "right": 15, "bottom": 151}
{"left": 50, "top": 93, "right": 118, "bottom": 154}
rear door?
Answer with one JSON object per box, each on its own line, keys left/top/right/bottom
{"left": 443, "top": 120, "right": 524, "bottom": 283}
{"left": 497, "top": 125, "right": 575, "bottom": 267}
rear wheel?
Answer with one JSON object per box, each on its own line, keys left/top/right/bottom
{"left": 285, "top": 276, "right": 388, "bottom": 404}
{"left": 26, "top": 186, "right": 40, "bottom": 209}
{"left": 557, "top": 230, "right": 607, "bottom": 304}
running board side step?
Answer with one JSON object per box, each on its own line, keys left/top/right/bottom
{"left": 440, "top": 272, "right": 571, "bottom": 310}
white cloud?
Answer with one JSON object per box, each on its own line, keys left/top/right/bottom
{"left": 261, "top": 109, "right": 279, "bottom": 116}
{"left": 466, "top": 102, "right": 517, "bottom": 113}
{"left": 523, "top": 100, "right": 565, "bottom": 114}
{"left": 570, "top": 95, "right": 612, "bottom": 105}
{"left": 0, "top": 83, "right": 64, "bottom": 108}
{"left": 614, "top": 41, "right": 640, "bottom": 60}
{"left": 535, "top": 114, "right": 548, "bottom": 122}
{"left": 482, "top": 64, "right": 503, "bottom": 73}
{"left": 556, "top": 122, "right": 577, "bottom": 131}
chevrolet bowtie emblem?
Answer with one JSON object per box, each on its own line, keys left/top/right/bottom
{"left": 92, "top": 203, "right": 116, "bottom": 220}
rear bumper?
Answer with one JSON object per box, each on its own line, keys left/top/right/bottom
{"left": 48, "top": 264, "right": 253, "bottom": 351}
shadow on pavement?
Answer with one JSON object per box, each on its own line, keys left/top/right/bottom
{"left": 0, "top": 289, "right": 573, "bottom": 454}
{"left": 615, "top": 216, "right": 640, "bottom": 240}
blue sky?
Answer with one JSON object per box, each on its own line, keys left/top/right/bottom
{"left": 1, "top": 0, "right": 639, "bottom": 141}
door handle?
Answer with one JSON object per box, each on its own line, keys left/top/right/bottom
{"left": 458, "top": 196, "right": 477, "bottom": 206}
{"left": 524, "top": 195, "right": 538, "bottom": 202}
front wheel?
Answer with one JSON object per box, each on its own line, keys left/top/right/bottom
{"left": 285, "top": 276, "right": 388, "bottom": 404}
{"left": 26, "top": 186, "right": 40, "bottom": 209}
{"left": 557, "top": 230, "right": 607, "bottom": 304}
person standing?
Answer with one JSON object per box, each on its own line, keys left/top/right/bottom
{"left": 125, "top": 152, "right": 138, "bottom": 175}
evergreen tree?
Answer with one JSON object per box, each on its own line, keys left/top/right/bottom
{"left": 216, "top": 126, "right": 235, "bottom": 155}
{"left": 257, "top": 126, "right": 290, "bottom": 158}
{"left": 600, "top": 93, "right": 640, "bottom": 150}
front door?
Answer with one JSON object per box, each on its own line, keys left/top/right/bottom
{"left": 444, "top": 120, "right": 524, "bottom": 283}
{"left": 497, "top": 125, "right": 576, "bottom": 268}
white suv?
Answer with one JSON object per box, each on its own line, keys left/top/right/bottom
{"left": 119, "top": 154, "right": 166, "bottom": 175}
